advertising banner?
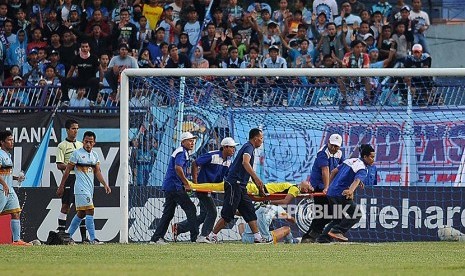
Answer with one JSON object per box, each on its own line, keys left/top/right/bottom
{"left": 17, "top": 187, "right": 465, "bottom": 243}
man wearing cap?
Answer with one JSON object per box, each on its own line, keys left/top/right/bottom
{"left": 21, "top": 48, "right": 42, "bottom": 86}
{"left": 402, "top": 43, "right": 432, "bottom": 105}
{"left": 41, "top": 49, "right": 65, "bottom": 78}
{"left": 301, "top": 133, "right": 344, "bottom": 243}
{"left": 150, "top": 132, "right": 199, "bottom": 245}
{"left": 174, "top": 137, "right": 239, "bottom": 243}
{"left": 165, "top": 44, "right": 191, "bottom": 68}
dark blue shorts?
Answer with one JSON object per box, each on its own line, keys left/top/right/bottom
{"left": 221, "top": 181, "right": 257, "bottom": 223}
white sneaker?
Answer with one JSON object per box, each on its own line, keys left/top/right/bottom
{"left": 149, "top": 239, "right": 169, "bottom": 245}
{"left": 89, "top": 239, "right": 104, "bottom": 245}
{"left": 196, "top": 236, "right": 212, "bottom": 244}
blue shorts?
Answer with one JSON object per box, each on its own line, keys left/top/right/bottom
{"left": 75, "top": 194, "right": 94, "bottom": 211}
{"left": 242, "top": 207, "right": 273, "bottom": 243}
{"left": 0, "top": 189, "right": 21, "bottom": 215}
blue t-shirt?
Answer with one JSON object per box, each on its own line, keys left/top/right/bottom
{"left": 69, "top": 147, "right": 100, "bottom": 195}
{"left": 162, "top": 146, "right": 189, "bottom": 192}
{"left": 310, "top": 145, "right": 343, "bottom": 191}
{"left": 196, "top": 150, "right": 231, "bottom": 183}
{"left": 225, "top": 141, "right": 254, "bottom": 186}
{"left": 327, "top": 158, "right": 368, "bottom": 198}
{"left": 364, "top": 165, "right": 378, "bottom": 186}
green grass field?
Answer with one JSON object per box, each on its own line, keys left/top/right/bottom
{"left": 2, "top": 242, "right": 465, "bottom": 275}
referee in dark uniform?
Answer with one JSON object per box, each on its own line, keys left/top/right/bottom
{"left": 55, "top": 119, "right": 87, "bottom": 242}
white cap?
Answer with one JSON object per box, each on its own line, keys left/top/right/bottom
{"left": 221, "top": 137, "right": 239, "bottom": 147}
{"left": 329, "top": 134, "right": 342, "bottom": 147}
{"left": 180, "top": 132, "right": 197, "bottom": 141}
{"left": 412, "top": 44, "right": 423, "bottom": 52}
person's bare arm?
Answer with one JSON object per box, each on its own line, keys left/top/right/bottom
{"left": 95, "top": 163, "right": 111, "bottom": 194}
{"left": 175, "top": 165, "right": 191, "bottom": 191}
{"left": 242, "top": 153, "right": 265, "bottom": 196}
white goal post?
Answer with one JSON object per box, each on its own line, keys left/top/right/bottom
{"left": 119, "top": 68, "right": 465, "bottom": 243}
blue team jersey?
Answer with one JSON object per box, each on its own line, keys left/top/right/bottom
{"left": 327, "top": 158, "right": 368, "bottom": 198}
{"left": 162, "top": 146, "right": 189, "bottom": 192}
{"left": 0, "top": 149, "right": 13, "bottom": 190}
{"left": 364, "top": 165, "right": 378, "bottom": 186}
{"left": 196, "top": 150, "right": 232, "bottom": 183}
{"left": 225, "top": 142, "right": 254, "bottom": 186}
{"left": 69, "top": 148, "right": 100, "bottom": 195}
{"left": 310, "top": 145, "right": 343, "bottom": 190}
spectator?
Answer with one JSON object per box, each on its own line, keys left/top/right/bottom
{"left": 86, "top": 0, "right": 110, "bottom": 21}
{"left": 85, "top": 10, "right": 111, "bottom": 37}
{"left": 130, "top": 4, "right": 147, "bottom": 30}
{"left": 316, "top": 22, "right": 347, "bottom": 61}
{"left": 154, "top": 42, "right": 169, "bottom": 68}
{"left": 191, "top": 45, "right": 209, "bottom": 68}
{"left": 27, "top": 27, "right": 47, "bottom": 54}
{"left": 43, "top": 65, "right": 61, "bottom": 86}
{"left": 3, "top": 65, "right": 21, "bottom": 86}
{"left": 294, "top": 0, "right": 312, "bottom": 25}
{"left": 58, "top": 0, "right": 80, "bottom": 22}
{"left": 377, "top": 25, "right": 395, "bottom": 61}
{"left": 87, "top": 24, "right": 112, "bottom": 58}
{"left": 409, "top": 0, "right": 430, "bottom": 53}
{"left": 43, "top": 9, "right": 67, "bottom": 41}
{"left": 69, "top": 86, "right": 91, "bottom": 112}
{"left": 61, "top": 41, "right": 102, "bottom": 105}
{"left": 31, "top": 0, "right": 51, "bottom": 22}
{"left": 312, "top": 0, "right": 339, "bottom": 22}
{"left": 169, "top": 0, "right": 183, "bottom": 22}
{"left": 334, "top": 2, "right": 362, "bottom": 27}
{"left": 157, "top": 6, "right": 177, "bottom": 44}
{"left": 214, "top": 43, "right": 230, "bottom": 68}
{"left": 145, "top": 26, "right": 165, "bottom": 64}
{"left": 41, "top": 50, "right": 65, "bottom": 78}
{"left": 371, "top": 0, "right": 393, "bottom": 19}
{"left": 48, "top": 31, "right": 62, "bottom": 53}
{"left": 166, "top": 44, "right": 191, "bottom": 68}
{"left": 273, "top": 0, "right": 288, "bottom": 26}
{"left": 177, "top": 32, "right": 193, "bottom": 57}
{"left": 112, "top": 8, "right": 138, "bottom": 51}
{"left": 138, "top": 48, "right": 156, "bottom": 68}
{"left": 199, "top": 22, "right": 219, "bottom": 65}
{"left": 13, "top": 8, "right": 29, "bottom": 34}
{"left": 143, "top": 0, "right": 163, "bottom": 30}
{"left": 348, "top": 0, "right": 366, "bottom": 16}
{"left": 3, "top": 19, "right": 16, "bottom": 45}
{"left": 180, "top": 6, "right": 201, "bottom": 47}
{"left": 135, "top": 16, "right": 151, "bottom": 52}
{"left": 211, "top": 7, "right": 228, "bottom": 33}
{"left": 6, "top": 29, "right": 27, "bottom": 70}
{"left": 391, "top": 21, "right": 412, "bottom": 60}
{"left": 389, "top": 0, "right": 407, "bottom": 25}
{"left": 339, "top": 40, "right": 371, "bottom": 107}
{"left": 403, "top": 44, "right": 432, "bottom": 105}
{"left": 106, "top": 43, "right": 139, "bottom": 92}
{"left": 22, "top": 48, "right": 43, "bottom": 86}
{"left": 241, "top": 45, "right": 263, "bottom": 68}
{"left": 59, "top": 30, "right": 78, "bottom": 75}
{"left": 225, "top": 0, "right": 244, "bottom": 27}
{"left": 369, "top": 46, "right": 396, "bottom": 68}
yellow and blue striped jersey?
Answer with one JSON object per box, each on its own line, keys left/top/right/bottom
{"left": 69, "top": 148, "right": 100, "bottom": 195}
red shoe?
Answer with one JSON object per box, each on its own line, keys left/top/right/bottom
{"left": 171, "top": 223, "right": 178, "bottom": 242}
{"left": 328, "top": 231, "right": 348, "bottom": 242}
{"left": 12, "top": 240, "right": 32, "bottom": 246}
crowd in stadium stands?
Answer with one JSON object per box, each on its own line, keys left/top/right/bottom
{"left": 0, "top": 0, "right": 435, "bottom": 109}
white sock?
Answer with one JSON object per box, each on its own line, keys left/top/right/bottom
{"left": 254, "top": 232, "right": 262, "bottom": 240}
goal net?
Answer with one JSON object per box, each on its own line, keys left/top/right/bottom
{"left": 120, "top": 68, "right": 465, "bottom": 243}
